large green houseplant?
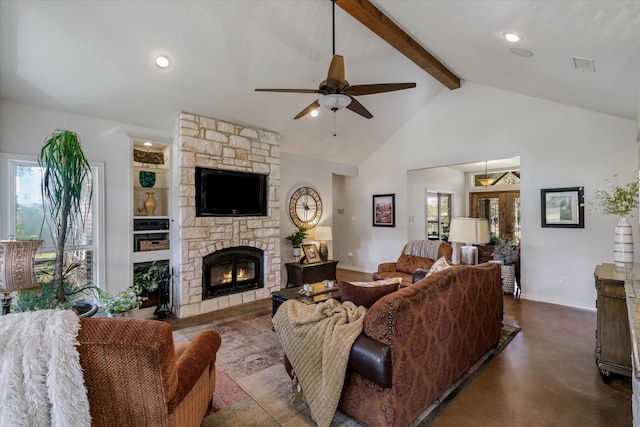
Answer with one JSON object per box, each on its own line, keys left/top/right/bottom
{"left": 16, "top": 130, "right": 99, "bottom": 311}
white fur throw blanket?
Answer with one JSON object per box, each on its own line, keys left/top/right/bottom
{"left": 405, "top": 239, "right": 442, "bottom": 259}
{"left": 273, "top": 299, "right": 366, "bottom": 427}
{"left": 0, "top": 309, "right": 91, "bottom": 427}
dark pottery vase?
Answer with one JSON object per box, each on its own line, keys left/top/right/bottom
{"left": 139, "top": 171, "right": 156, "bottom": 188}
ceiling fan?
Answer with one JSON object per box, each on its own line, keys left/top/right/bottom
{"left": 254, "top": 0, "right": 416, "bottom": 120}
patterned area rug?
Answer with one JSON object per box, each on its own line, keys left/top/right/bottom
{"left": 173, "top": 308, "right": 520, "bottom": 427}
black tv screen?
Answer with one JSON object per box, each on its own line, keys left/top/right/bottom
{"left": 195, "top": 167, "right": 268, "bottom": 217}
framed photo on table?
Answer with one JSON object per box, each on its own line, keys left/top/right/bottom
{"left": 373, "top": 194, "right": 395, "bottom": 227}
{"left": 541, "top": 187, "right": 584, "bottom": 228}
{"left": 302, "top": 243, "right": 321, "bottom": 264}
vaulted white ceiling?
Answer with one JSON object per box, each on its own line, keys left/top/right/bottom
{"left": 1, "top": 1, "right": 638, "bottom": 166}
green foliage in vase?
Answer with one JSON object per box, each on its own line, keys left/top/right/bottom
{"left": 492, "top": 238, "right": 520, "bottom": 265}
{"left": 102, "top": 289, "right": 146, "bottom": 314}
{"left": 285, "top": 226, "right": 308, "bottom": 247}
{"left": 132, "top": 261, "right": 166, "bottom": 295}
{"left": 594, "top": 175, "right": 640, "bottom": 217}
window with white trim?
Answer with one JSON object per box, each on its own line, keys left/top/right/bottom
{"left": 3, "top": 155, "right": 104, "bottom": 289}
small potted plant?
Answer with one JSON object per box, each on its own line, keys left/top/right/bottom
{"left": 132, "top": 261, "right": 167, "bottom": 294}
{"left": 285, "top": 226, "right": 308, "bottom": 258}
{"left": 102, "top": 289, "right": 146, "bottom": 317}
{"left": 492, "top": 238, "right": 520, "bottom": 294}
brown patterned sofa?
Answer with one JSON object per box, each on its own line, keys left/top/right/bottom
{"left": 338, "top": 263, "right": 502, "bottom": 426}
{"left": 77, "top": 317, "right": 222, "bottom": 427}
{"left": 372, "top": 241, "right": 453, "bottom": 287}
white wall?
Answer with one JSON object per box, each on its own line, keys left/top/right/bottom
{"left": 279, "top": 152, "right": 356, "bottom": 285}
{"left": 340, "top": 82, "right": 639, "bottom": 310}
{"left": 0, "top": 100, "right": 172, "bottom": 293}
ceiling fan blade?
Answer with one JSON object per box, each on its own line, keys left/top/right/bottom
{"left": 293, "top": 100, "right": 321, "bottom": 120}
{"left": 350, "top": 83, "right": 416, "bottom": 96}
{"left": 346, "top": 96, "right": 373, "bottom": 119}
{"left": 255, "top": 88, "right": 319, "bottom": 94}
{"left": 326, "top": 55, "right": 347, "bottom": 88}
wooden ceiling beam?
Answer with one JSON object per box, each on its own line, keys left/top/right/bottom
{"left": 336, "top": 0, "right": 461, "bottom": 90}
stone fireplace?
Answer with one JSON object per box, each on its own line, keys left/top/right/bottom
{"left": 176, "top": 112, "right": 280, "bottom": 318}
{"left": 202, "top": 246, "right": 263, "bottom": 298}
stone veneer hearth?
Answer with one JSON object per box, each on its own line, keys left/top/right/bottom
{"left": 176, "top": 112, "right": 280, "bottom": 318}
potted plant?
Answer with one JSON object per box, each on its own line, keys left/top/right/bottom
{"left": 16, "top": 129, "right": 98, "bottom": 315}
{"left": 285, "top": 226, "right": 308, "bottom": 258}
{"left": 492, "top": 238, "right": 520, "bottom": 293}
{"left": 594, "top": 175, "right": 640, "bottom": 267}
{"left": 102, "top": 289, "right": 146, "bottom": 317}
{"left": 132, "top": 261, "right": 166, "bottom": 294}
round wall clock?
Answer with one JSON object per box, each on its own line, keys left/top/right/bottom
{"left": 289, "top": 186, "right": 323, "bottom": 229}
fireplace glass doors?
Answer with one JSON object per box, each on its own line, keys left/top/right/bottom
{"left": 202, "top": 246, "right": 263, "bottom": 299}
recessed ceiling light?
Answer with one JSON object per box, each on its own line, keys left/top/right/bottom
{"left": 143, "top": 142, "right": 153, "bottom": 147}
{"left": 510, "top": 48, "right": 533, "bottom": 57}
{"left": 310, "top": 109, "right": 319, "bottom": 118}
{"left": 503, "top": 32, "right": 523, "bottom": 43}
{"left": 154, "top": 55, "right": 172, "bottom": 69}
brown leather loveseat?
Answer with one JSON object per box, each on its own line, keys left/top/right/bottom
{"left": 372, "top": 240, "right": 453, "bottom": 287}
{"left": 77, "top": 317, "right": 222, "bottom": 427}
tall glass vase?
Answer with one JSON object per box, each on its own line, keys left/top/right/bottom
{"left": 614, "top": 216, "right": 634, "bottom": 267}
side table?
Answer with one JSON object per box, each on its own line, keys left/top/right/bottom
{"left": 271, "top": 284, "right": 341, "bottom": 319}
{"left": 284, "top": 260, "right": 338, "bottom": 288}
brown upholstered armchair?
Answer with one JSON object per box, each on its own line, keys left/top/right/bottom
{"left": 372, "top": 241, "right": 453, "bottom": 287}
{"left": 77, "top": 317, "right": 221, "bottom": 427}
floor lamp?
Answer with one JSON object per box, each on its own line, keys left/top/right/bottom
{"left": 448, "top": 218, "right": 490, "bottom": 265}
{"left": 0, "top": 240, "right": 43, "bottom": 315}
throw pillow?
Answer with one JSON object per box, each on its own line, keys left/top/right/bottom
{"left": 426, "top": 256, "right": 451, "bottom": 277}
{"left": 340, "top": 278, "right": 402, "bottom": 308}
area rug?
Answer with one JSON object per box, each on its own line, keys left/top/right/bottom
{"left": 172, "top": 309, "right": 520, "bottom": 427}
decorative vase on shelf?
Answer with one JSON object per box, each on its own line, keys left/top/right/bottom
{"left": 139, "top": 171, "right": 156, "bottom": 188}
{"left": 614, "top": 216, "right": 634, "bottom": 267}
{"left": 144, "top": 192, "right": 157, "bottom": 216}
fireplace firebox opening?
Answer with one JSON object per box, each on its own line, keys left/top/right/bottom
{"left": 202, "top": 246, "right": 264, "bottom": 299}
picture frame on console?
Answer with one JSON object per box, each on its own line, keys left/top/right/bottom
{"left": 541, "top": 187, "right": 584, "bottom": 228}
{"left": 301, "top": 243, "right": 321, "bottom": 264}
{"left": 373, "top": 194, "right": 395, "bottom": 227}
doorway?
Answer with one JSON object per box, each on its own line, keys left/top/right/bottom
{"left": 470, "top": 190, "right": 521, "bottom": 243}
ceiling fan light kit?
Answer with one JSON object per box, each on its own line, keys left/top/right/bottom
{"left": 318, "top": 94, "right": 351, "bottom": 111}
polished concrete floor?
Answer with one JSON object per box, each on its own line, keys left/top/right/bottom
{"left": 170, "top": 269, "right": 633, "bottom": 426}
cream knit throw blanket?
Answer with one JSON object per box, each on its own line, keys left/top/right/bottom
{"left": 273, "top": 299, "right": 366, "bottom": 427}
{"left": 0, "top": 309, "right": 91, "bottom": 427}
{"left": 405, "top": 239, "right": 442, "bottom": 259}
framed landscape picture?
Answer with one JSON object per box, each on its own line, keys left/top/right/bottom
{"left": 373, "top": 194, "right": 395, "bottom": 227}
{"left": 541, "top": 187, "right": 584, "bottom": 228}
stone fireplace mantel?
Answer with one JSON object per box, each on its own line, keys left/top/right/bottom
{"left": 176, "top": 112, "right": 281, "bottom": 318}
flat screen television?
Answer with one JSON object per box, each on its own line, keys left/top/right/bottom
{"left": 195, "top": 167, "right": 268, "bottom": 217}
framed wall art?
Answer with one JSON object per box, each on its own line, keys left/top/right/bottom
{"left": 301, "top": 243, "right": 321, "bottom": 264}
{"left": 373, "top": 194, "right": 395, "bottom": 227}
{"left": 541, "top": 187, "right": 584, "bottom": 228}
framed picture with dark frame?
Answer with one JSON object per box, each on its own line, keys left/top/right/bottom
{"left": 301, "top": 243, "right": 321, "bottom": 264}
{"left": 373, "top": 194, "right": 395, "bottom": 227}
{"left": 541, "top": 187, "right": 584, "bottom": 228}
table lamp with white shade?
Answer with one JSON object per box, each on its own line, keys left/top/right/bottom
{"left": 313, "top": 226, "right": 333, "bottom": 262}
{"left": 448, "top": 218, "right": 490, "bottom": 265}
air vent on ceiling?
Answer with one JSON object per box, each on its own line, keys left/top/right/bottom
{"left": 571, "top": 56, "right": 595, "bottom": 72}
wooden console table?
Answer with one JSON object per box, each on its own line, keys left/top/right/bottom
{"left": 284, "top": 260, "right": 338, "bottom": 288}
{"left": 594, "top": 263, "right": 632, "bottom": 382}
